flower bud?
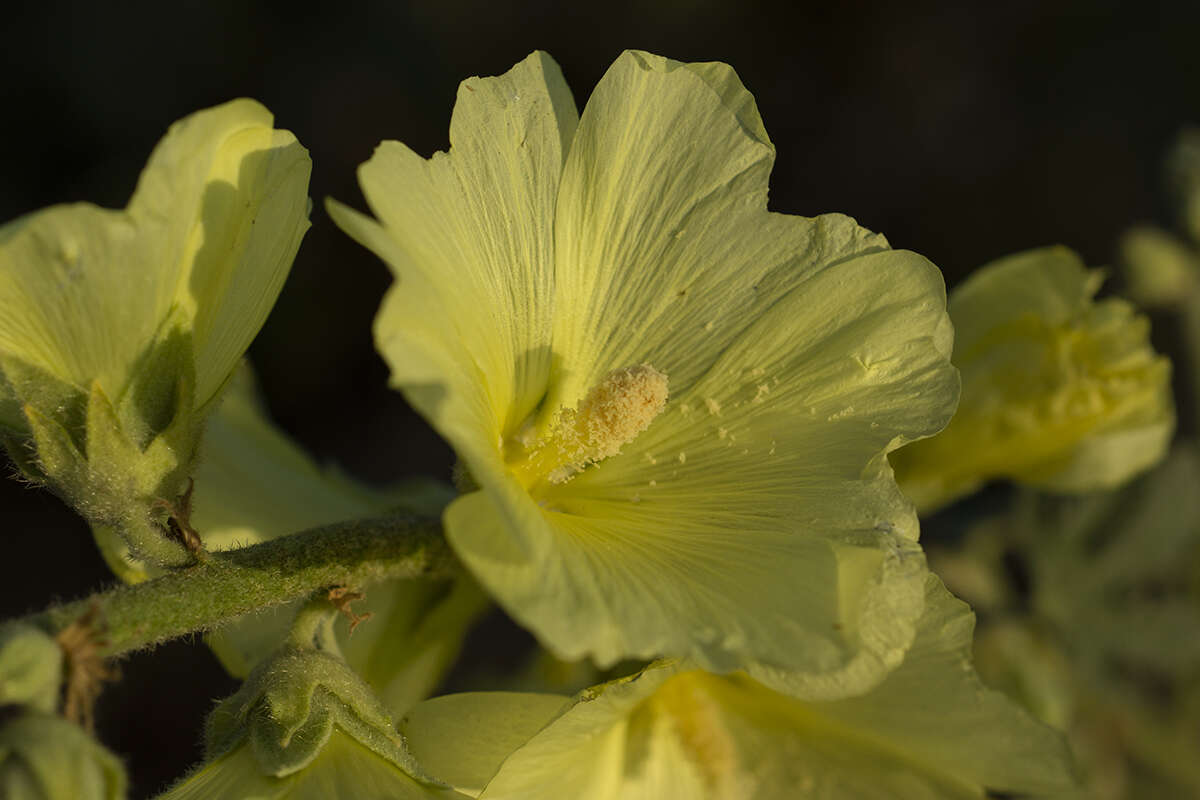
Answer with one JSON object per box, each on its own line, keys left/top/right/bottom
{"left": 0, "top": 624, "right": 62, "bottom": 713}
{"left": 157, "top": 646, "right": 452, "bottom": 798}
{"left": 205, "top": 647, "right": 435, "bottom": 783}
{"left": 1120, "top": 225, "right": 1199, "bottom": 309}
{"left": 895, "top": 246, "right": 1174, "bottom": 512}
{"left": 0, "top": 707, "right": 127, "bottom": 800}
{"left": 1167, "top": 127, "right": 1200, "bottom": 244}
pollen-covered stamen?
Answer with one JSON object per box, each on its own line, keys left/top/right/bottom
{"left": 523, "top": 363, "right": 669, "bottom": 486}
{"left": 567, "top": 363, "right": 669, "bottom": 459}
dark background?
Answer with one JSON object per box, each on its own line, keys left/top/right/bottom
{"left": 2, "top": 0, "right": 1198, "bottom": 795}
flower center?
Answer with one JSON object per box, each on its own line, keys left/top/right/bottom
{"left": 508, "top": 363, "right": 669, "bottom": 488}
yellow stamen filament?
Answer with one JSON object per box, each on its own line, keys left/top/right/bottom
{"left": 650, "top": 673, "right": 742, "bottom": 795}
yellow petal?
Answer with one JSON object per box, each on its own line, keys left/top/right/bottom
{"left": 0, "top": 204, "right": 166, "bottom": 411}
{"left": 351, "top": 50, "right": 957, "bottom": 679}
{"left": 0, "top": 99, "right": 311, "bottom": 422}
{"left": 131, "top": 98, "right": 311, "bottom": 407}
{"left": 197, "top": 367, "right": 487, "bottom": 706}
{"left": 88, "top": 363, "right": 487, "bottom": 713}
{"left": 332, "top": 51, "right": 578, "bottom": 450}
{"left": 432, "top": 578, "right": 1075, "bottom": 799}
{"left": 399, "top": 692, "right": 570, "bottom": 796}
{"left": 548, "top": 51, "right": 895, "bottom": 412}
{"left": 1119, "top": 224, "right": 1199, "bottom": 309}
{"left": 450, "top": 246, "right": 954, "bottom": 680}
{"left": 191, "top": 365, "right": 381, "bottom": 552}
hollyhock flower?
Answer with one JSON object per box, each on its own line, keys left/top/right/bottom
{"left": 895, "top": 246, "right": 1172, "bottom": 512}
{"left": 399, "top": 576, "right": 1076, "bottom": 799}
{"left": 0, "top": 99, "right": 311, "bottom": 565}
{"left": 330, "top": 51, "right": 957, "bottom": 689}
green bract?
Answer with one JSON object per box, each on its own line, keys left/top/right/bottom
{"left": 0, "top": 99, "right": 311, "bottom": 566}
{"left": 330, "top": 50, "right": 958, "bottom": 684}
{"left": 401, "top": 576, "right": 1076, "bottom": 799}
{"left": 0, "top": 623, "right": 62, "bottom": 713}
{"left": 1119, "top": 224, "right": 1200, "bottom": 309}
{"left": 203, "top": 646, "right": 434, "bottom": 781}
{"left": 158, "top": 730, "right": 461, "bottom": 800}
{"left": 159, "top": 614, "right": 460, "bottom": 800}
{"left": 0, "top": 709, "right": 127, "bottom": 800}
{"left": 895, "top": 246, "right": 1173, "bottom": 512}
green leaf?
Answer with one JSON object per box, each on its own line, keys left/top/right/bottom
{"left": 0, "top": 624, "right": 63, "bottom": 713}
{"left": 0, "top": 709, "right": 127, "bottom": 800}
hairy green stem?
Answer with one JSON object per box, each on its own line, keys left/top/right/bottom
{"left": 27, "top": 514, "right": 453, "bottom": 659}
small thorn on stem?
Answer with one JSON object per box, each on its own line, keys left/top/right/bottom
{"left": 56, "top": 602, "right": 117, "bottom": 732}
{"left": 327, "top": 586, "right": 372, "bottom": 635}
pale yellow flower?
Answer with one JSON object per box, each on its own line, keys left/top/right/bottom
{"left": 896, "top": 246, "right": 1172, "bottom": 512}
{"left": 331, "top": 50, "right": 958, "bottom": 691}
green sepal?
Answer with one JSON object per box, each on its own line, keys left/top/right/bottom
{"left": 205, "top": 647, "right": 440, "bottom": 785}
{"left": 0, "top": 625, "right": 62, "bottom": 713}
{"left": 16, "top": 335, "right": 204, "bottom": 567}
{"left": 9, "top": 339, "right": 201, "bottom": 567}
{"left": 80, "top": 381, "right": 193, "bottom": 567}
{"left": 0, "top": 353, "right": 84, "bottom": 482}
{"left": 1, "top": 432, "right": 44, "bottom": 484}
{"left": 0, "top": 355, "right": 87, "bottom": 442}
{"left": 22, "top": 403, "right": 88, "bottom": 497}
{"left": 83, "top": 380, "right": 143, "bottom": 494}
{"left": 0, "top": 707, "right": 127, "bottom": 800}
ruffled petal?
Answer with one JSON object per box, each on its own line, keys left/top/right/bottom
{"left": 546, "top": 51, "right": 894, "bottom": 415}
{"left": 460, "top": 578, "right": 1074, "bottom": 799}
{"left": 399, "top": 692, "right": 570, "bottom": 796}
{"left": 351, "top": 49, "right": 956, "bottom": 679}
{"left": 811, "top": 575, "right": 1077, "bottom": 796}
{"left": 0, "top": 204, "right": 167, "bottom": 416}
{"left": 453, "top": 247, "right": 955, "bottom": 677}
{"left": 333, "top": 51, "right": 578, "bottom": 453}
{"left": 0, "top": 99, "right": 310, "bottom": 419}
